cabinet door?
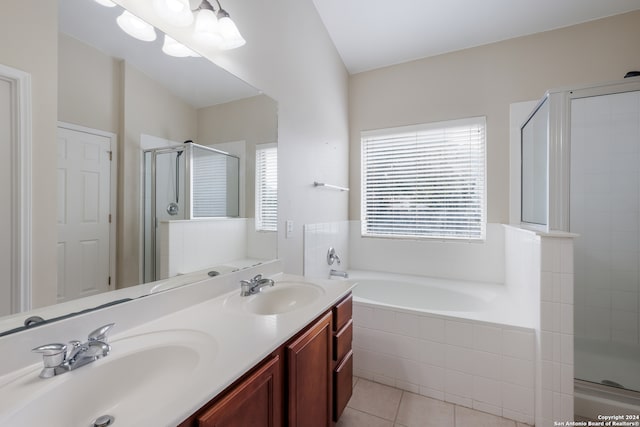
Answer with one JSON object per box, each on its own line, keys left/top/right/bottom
{"left": 286, "top": 311, "right": 332, "bottom": 427}
{"left": 197, "top": 355, "right": 281, "bottom": 427}
{"left": 333, "top": 350, "right": 353, "bottom": 421}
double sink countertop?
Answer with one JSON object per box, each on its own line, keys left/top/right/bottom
{"left": 0, "top": 271, "right": 356, "bottom": 426}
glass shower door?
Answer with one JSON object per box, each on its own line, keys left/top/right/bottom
{"left": 143, "top": 148, "right": 186, "bottom": 283}
{"left": 571, "top": 90, "right": 640, "bottom": 392}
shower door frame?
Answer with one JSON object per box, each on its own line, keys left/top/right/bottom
{"left": 147, "top": 146, "right": 187, "bottom": 282}
{"left": 567, "top": 79, "right": 640, "bottom": 398}
{"left": 143, "top": 143, "right": 241, "bottom": 283}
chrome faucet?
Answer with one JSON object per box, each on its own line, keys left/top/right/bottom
{"left": 240, "top": 274, "right": 275, "bottom": 296}
{"left": 31, "top": 323, "right": 114, "bottom": 379}
{"left": 327, "top": 247, "right": 348, "bottom": 278}
{"left": 327, "top": 247, "right": 341, "bottom": 266}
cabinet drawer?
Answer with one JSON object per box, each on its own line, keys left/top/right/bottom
{"left": 332, "top": 293, "right": 352, "bottom": 332}
{"left": 333, "top": 350, "right": 353, "bottom": 422}
{"left": 333, "top": 319, "right": 352, "bottom": 362}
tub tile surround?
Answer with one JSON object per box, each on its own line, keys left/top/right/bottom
{"left": 348, "top": 222, "right": 506, "bottom": 284}
{"left": 160, "top": 218, "right": 277, "bottom": 278}
{"left": 302, "top": 220, "right": 577, "bottom": 425}
{"left": 303, "top": 220, "right": 505, "bottom": 283}
{"left": 504, "top": 225, "right": 576, "bottom": 426}
{"left": 352, "top": 303, "right": 536, "bottom": 424}
{"left": 303, "top": 221, "right": 350, "bottom": 278}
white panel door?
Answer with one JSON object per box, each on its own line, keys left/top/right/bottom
{"left": 0, "top": 78, "right": 12, "bottom": 316}
{"left": 57, "top": 127, "right": 112, "bottom": 303}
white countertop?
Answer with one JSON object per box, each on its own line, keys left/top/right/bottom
{"left": 0, "top": 272, "right": 356, "bottom": 426}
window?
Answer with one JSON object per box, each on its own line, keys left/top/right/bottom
{"left": 361, "top": 117, "right": 486, "bottom": 240}
{"left": 192, "top": 147, "right": 230, "bottom": 217}
{"left": 255, "top": 143, "right": 278, "bottom": 231}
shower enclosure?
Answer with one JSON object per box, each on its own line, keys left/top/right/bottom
{"left": 521, "top": 77, "right": 640, "bottom": 416}
{"left": 143, "top": 142, "right": 240, "bottom": 283}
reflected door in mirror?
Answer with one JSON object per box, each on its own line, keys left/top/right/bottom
{"left": 57, "top": 126, "right": 114, "bottom": 303}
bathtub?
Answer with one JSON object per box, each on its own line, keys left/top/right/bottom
{"left": 347, "top": 270, "right": 537, "bottom": 424}
{"left": 348, "top": 270, "right": 533, "bottom": 327}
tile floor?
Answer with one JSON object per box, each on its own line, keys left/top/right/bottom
{"left": 337, "top": 377, "right": 533, "bottom": 427}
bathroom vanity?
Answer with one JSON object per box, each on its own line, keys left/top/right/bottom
{"left": 178, "top": 292, "right": 353, "bottom": 427}
{"left": 0, "top": 265, "right": 355, "bottom": 426}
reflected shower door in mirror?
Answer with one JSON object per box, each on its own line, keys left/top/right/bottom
{"left": 0, "top": 0, "right": 278, "bottom": 334}
{"left": 143, "top": 143, "right": 241, "bottom": 282}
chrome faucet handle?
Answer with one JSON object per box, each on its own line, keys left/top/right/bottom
{"left": 66, "top": 340, "right": 82, "bottom": 360}
{"left": 32, "top": 343, "right": 67, "bottom": 363}
{"left": 252, "top": 274, "right": 263, "bottom": 282}
{"left": 327, "top": 247, "right": 341, "bottom": 265}
{"left": 32, "top": 343, "right": 67, "bottom": 378}
{"left": 88, "top": 323, "right": 115, "bottom": 343}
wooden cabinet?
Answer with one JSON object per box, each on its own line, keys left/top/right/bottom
{"left": 331, "top": 293, "right": 353, "bottom": 422}
{"left": 178, "top": 292, "right": 353, "bottom": 427}
{"left": 178, "top": 354, "right": 282, "bottom": 427}
{"left": 286, "top": 311, "right": 332, "bottom": 427}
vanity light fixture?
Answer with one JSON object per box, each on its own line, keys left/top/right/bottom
{"left": 94, "top": 0, "right": 117, "bottom": 7}
{"left": 162, "top": 35, "right": 201, "bottom": 57}
{"left": 193, "top": 0, "right": 223, "bottom": 47}
{"left": 213, "top": 0, "right": 246, "bottom": 50}
{"left": 190, "top": 0, "right": 245, "bottom": 50}
{"left": 154, "top": 0, "right": 194, "bottom": 27}
{"left": 108, "top": 0, "right": 245, "bottom": 57}
{"left": 117, "top": 10, "right": 157, "bottom": 42}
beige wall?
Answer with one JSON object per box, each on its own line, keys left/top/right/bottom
{"left": 349, "top": 10, "right": 640, "bottom": 224}
{"left": 116, "top": 0, "right": 350, "bottom": 275}
{"left": 57, "top": 33, "right": 199, "bottom": 288}
{"left": 0, "top": 0, "right": 58, "bottom": 308}
{"left": 58, "top": 33, "right": 198, "bottom": 288}
{"left": 58, "top": 33, "right": 120, "bottom": 134}
{"left": 197, "top": 94, "right": 278, "bottom": 218}
{"left": 119, "top": 62, "right": 198, "bottom": 287}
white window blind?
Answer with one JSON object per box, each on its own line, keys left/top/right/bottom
{"left": 192, "top": 148, "right": 227, "bottom": 217}
{"left": 361, "top": 117, "right": 486, "bottom": 240}
{"left": 256, "top": 143, "right": 278, "bottom": 231}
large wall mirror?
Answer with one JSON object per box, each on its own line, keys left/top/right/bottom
{"left": 0, "top": 0, "right": 278, "bottom": 335}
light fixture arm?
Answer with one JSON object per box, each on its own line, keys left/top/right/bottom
{"left": 213, "top": 0, "right": 230, "bottom": 19}
{"left": 195, "top": 0, "right": 226, "bottom": 16}
{"left": 193, "top": 0, "right": 246, "bottom": 49}
{"left": 195, "top": 0, "right": 215, "bottom": 12}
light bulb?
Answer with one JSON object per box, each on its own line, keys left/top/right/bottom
{"left": 217, "top": 15, "right": 245, "bottom": 50}
{"left": 117, "top": 11, "right": 157, "bottom": 42}
{"left": 94, "top": 0, "right": 116, "bottom": 7}
{"left": 194, "top": 8, "right": 222, "bottom": 47}
{"left": 162, "top": 35, "right": 201, "bottom": 58}
{"left": 154, "top": 0, "right": 194, "bottom": 27}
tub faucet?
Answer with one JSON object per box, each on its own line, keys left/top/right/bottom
{"left": 327, "top": 247, "right": 341, "bottom": 266}
{"left": 240, "top": 274, "right": 275, "bottom": 296}
{"left": 31, "top": 323, "right": 114, "bottom": 379}
{"left": 330, "top": 269, "right": 349, "bottom": 279}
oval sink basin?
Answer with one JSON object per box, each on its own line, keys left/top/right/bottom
{"left": 0, "top": 329, "right": 217, "bottom": 426}
{"left": 225, "top": 281, "right": 325, "bottom": 315}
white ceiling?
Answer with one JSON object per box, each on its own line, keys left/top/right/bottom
{"left": 59, "top": 0, "right": 259, "bottom": 108}
{"left": 312, "top": 0, "right": 640, "bottom": 74}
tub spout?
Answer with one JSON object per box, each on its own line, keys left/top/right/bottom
{"left": 330, "top": 269, "right": 349, "bottom": 279}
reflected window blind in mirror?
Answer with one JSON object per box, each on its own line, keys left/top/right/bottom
{"left": 192, "top": 147, "right": 228, "bottom": 217}
{"left": 256, "top": 143, "right": 278, "bottom": 231}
